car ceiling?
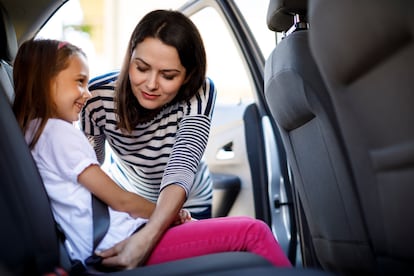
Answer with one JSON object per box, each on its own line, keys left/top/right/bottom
{"left": 1, "top": 0, "right": 67, "bottom": 43}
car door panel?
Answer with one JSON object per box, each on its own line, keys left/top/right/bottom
{"left": 206, "top": 102, "right": 256, "bottom": 217}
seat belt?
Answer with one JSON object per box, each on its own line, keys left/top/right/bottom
{"left": 91, "top": 195, "right": 110, "bottom": 251}
{"left": 58, "top": 194, "right": 110, "bottom": 275}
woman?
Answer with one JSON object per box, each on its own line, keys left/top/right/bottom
{"left": 81, "top": 9, "right": 215, "bottom": 220}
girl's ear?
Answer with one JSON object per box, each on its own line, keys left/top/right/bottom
{"left": 49, "top": 78, "right": 57, "bottom": 96}
{"left": 49, "top": 77, "right": 59, "bottom": 109}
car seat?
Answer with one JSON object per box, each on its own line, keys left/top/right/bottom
{"left": 0, "top": 2, "right": 16, "bottom": 102}
{"left": 264, "top": 0, "right": 376, "bottom": 274}
{"left": 309, "top": 0, "right": 414, "bottom": 274}
{"left": 0, "top": 3, "right": 60, "bottom": 274}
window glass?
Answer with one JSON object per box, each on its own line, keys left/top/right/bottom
{"left": 36, "top": 0, "right": 101, "bottom": 75}
{"left": 37, "top": 0, "right": 188, "bottom": 77}
{"left": 190, "top": 7, "right": 253, "bottom": 104}
{"left": 38, "top": 0, "right": 256, "bottom": 105}
{"left": 233, "top": 0, "right": 275, "bottom": 59}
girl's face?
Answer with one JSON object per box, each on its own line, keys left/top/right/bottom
{"left": 52, "top": 53, "right": 91, "bottom": 123}
{"left": 128, "top": 37, "right": 187, "bottom": 110}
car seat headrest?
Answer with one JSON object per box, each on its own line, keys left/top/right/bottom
{"left": 267, "top": 0, "right": 307, "bottom": 32}
{"left": 0, "top": 3, "right": 18, "bottom": 65}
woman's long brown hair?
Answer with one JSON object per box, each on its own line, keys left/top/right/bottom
{"left": 115, "top": 9, "right": 207, "bottom": 132}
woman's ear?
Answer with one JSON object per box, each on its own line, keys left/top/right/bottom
{"left": 183, "top": 71, "right": 193, "bottom": 84}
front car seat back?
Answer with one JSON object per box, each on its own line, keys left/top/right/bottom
{"left": 309, "top": 0, "right": 414, "bottom": 274}
{"left": 0, "top": 3, "right": 60, "bottom": 275}
{"left": 0, "top": 2, "right": 16, "bottom": 102}
{"left": 264, "top": 0, "right": 376, "bottom": 274}
{"left": 0, "top": 79, "right": 61, "bottom": 275}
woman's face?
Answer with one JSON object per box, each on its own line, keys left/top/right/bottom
{"left": 52, "top": 53, "right": 91, "bottom": 123}
{"left": 128, "top": 37, "right": 187, "bottom": 110}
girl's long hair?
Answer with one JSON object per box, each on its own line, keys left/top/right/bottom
{"left": 12, "top": 39, "right": 85, "bottom": 149}
{"left": 116, "top": 9, "right": 207, "bottom": 132}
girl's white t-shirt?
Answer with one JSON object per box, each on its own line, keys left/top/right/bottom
{"left": 26, "top": 118, "right": 147, "bottom": 262}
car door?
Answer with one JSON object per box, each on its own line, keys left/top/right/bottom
{"left": 179, "top": 0, "right": 297, "bottom": 262}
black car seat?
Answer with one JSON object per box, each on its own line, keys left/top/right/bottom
{"left": 0, "top": 60, "right": 62, "bottom": 276}
{"left": 1, "top": 2, "right": 61, "bottom": 274}
{"left": 264, "top": 0, "right": 376, "bottom": 274}
{"left": 0, "top": 2, "right": 16, "bottom": 102}
{"left": 309, "top": 0, "right": 414, "bottom": 274}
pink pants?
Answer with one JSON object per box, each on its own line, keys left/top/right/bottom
{"left": 145, "top": 216, "right": 291, "bottom": 267}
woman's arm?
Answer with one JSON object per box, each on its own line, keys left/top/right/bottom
{"left": 160, "top": 78, "right": 216, "bottom": 197}
{"left": 87, "top": 134, "right": 106, "bottom": 165}
{"left": 78, "top": 164, "right": 155, "bottom": 219}
{"left": 95, "top": 184, "right": 187, "bottom": 269}
{"left": 142, "top": 183, "right": 187, "bottom": 240}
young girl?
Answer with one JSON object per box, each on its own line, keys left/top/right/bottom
{"left": 13, "top": 38, "right": 290, "bottom": 271}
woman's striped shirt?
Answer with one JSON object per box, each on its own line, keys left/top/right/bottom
{"left": 80, "top": 71, "right": 217, "bottom": 215}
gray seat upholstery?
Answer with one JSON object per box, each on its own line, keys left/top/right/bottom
{"left": 0, "top": 2, "right": 16, "bottom": 102}
{"left": 264, "top": 0, "right": 376, "bottom": 274}
{"left": 309, "top": 0, "right": 414, "bottom": 274}
{"left": 0, "top": 65, "right": 61, "bottom": 276}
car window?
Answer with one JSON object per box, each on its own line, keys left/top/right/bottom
{"left": 233, "top": 0, "right": 275, "bottom": 60}
{"left": 37, "top": 0, "right": 259, "bottom": 105}
{"left": 36, "top": 0, "right": 188, "bottom": 77}
{"left": 189, "top": 7, "right": 253, "bottom": 105}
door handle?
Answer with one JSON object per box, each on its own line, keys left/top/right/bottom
{"left": 216, "top": 142, "right": 235, "bottom": 160}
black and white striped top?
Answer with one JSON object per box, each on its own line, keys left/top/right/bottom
{"left": 80, "top": 71, "right": 216, "bottom": 215}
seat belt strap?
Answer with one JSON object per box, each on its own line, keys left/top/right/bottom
{"left": 56, "top": 195, "right": 110, "bottom": 274}
{"left": 91, "top": 194, "right": 110, "bottom": 251}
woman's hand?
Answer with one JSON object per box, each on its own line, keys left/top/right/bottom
{"left": 96, "top": 226, "right": 155, "bottom": 270}
{"left": 97, "top": 185, "right": 188, "bottom": 270}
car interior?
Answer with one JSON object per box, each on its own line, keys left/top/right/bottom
{"left": 308, "top": 0, "right": 414, "bottom": 274}
{"left": 264, "top": 0, "right": 374, "bottom": 273}
{"left": 0, "top": 2, "right": 13, "bottom": 103}
{"left": 0, "top": 0, "right": 328, "bottom": 275}
{"left": 0, "top": 0, "right": 327, "bottom": 274}
{"left": 264, "top": 0, "right": 414, "bottom": 275}
{"left": 1, "top": 0, "right": 413, "bottom": 275}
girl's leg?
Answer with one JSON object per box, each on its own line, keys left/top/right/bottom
{"left": 145, "top": 216, "right": 291, "bottom": 267}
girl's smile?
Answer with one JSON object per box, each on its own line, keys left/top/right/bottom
{"left": 52, "top": 53, "right": 91, "bottom": 122}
